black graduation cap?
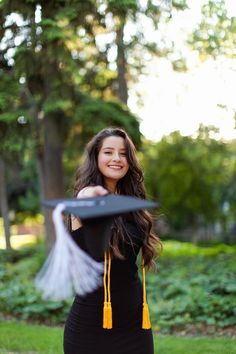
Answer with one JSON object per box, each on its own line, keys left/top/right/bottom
{"left": 35, "top": 195, "right": 158, "bottom": 301}
{"left": 43, "top": 194, "right": 158, "bottom": 260}
{"left": 42, "top": 194, "right": 158, "bottom": 219}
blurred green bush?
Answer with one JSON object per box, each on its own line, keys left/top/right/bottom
{"left": 0, "top": 241, "right": 236, "bottom": 333}
{"left": 148, "top": 241, "right": 236, "bottom": 333}
{"left": 0, "top": 244, "right": 70, "bottom": 325}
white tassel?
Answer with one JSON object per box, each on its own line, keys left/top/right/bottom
{"left": 35, "top": 203, "right": 103, "bottom": 301}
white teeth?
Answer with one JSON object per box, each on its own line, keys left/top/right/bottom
{"left": 108, "top": 166, "right": 122, "bottom": 169}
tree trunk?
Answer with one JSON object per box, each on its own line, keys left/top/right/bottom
{"left": 116, "top": 21, "right": 128, "bottom": 104}
{"left": 43, "top": 114, "right": 65, "bottom": 251}
{"left": 0, "top": 157, "right": 11, "bottom": 249}
{"left": 22, "top": 85, "right": 52, "bottom": 251}
{"left": 24, "top": 85, "right": 65, "bottom": 252}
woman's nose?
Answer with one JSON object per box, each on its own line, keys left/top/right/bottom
{"left": 112, "top": 152, "right": 121, "bottom": 161}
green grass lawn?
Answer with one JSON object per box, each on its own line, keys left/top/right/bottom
{"left": 0, "top": 321, "right": 235, "bottom": 354}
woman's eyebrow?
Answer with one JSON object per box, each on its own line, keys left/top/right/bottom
{"left": 102, "top": 147, "right": 126, "bottom": 151}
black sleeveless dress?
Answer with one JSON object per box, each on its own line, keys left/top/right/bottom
{"left": 63, "top": 221, "right": 154, "bottom": 354}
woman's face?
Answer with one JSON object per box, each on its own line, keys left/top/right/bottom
{"left": 97, "top": 136, "right": 129, "bottom": 191}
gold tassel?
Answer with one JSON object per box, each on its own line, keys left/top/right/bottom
{"left": 106, "top": 301, "right": 113, "bottom": 329}
{"left": 103, "top": 251, "right": 112, "bottom": 329}
{"left": 103, "top": 301, "right": 108, "bottom": 328}
{"left": 142, "top": 255, "right": 151, "bottom": 330}
{"left": 103, "top": 252, "right": 108, "bottom": 329}
{"left": 142, "top": 302, "right": 151, "bottom": 329}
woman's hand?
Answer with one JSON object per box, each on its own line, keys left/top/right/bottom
{"left": 71, "top": 186, "right": 108, "bottom": 230}
{"left": 77, "top": 186, "right": 109, "bottom": 198}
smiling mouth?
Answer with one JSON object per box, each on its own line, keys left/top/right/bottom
{"left": 108, "top": 165, "right": 123, "bottom": 169}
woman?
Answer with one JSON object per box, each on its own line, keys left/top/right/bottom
{"left": 63, "top": 127, "right": 161, "bottom": 354}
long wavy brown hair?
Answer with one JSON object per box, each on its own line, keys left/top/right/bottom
{"left": 73, "top": 127, "right": 162, "bottom": 269}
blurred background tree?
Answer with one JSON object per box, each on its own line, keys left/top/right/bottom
{"left": 141, "top": 125, "right": 235, "bottom": 243}
{"left": 0, "top": 0, "right": 235, "bottom": 248}
{"left": 188, "top": 0, "right": 236, "bottom": 59}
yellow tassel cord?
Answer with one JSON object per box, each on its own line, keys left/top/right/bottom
{"left": 142, "top": 256, "right": 151, "bottom": 329}
{"left": 103, "top": 251, "right": 112, "bottom": 329}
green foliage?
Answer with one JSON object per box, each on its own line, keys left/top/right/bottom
{"left": 73, "top": 97, "right": 141, "bottom": 148}
{"left": 172, "top": 0, "right": 188, "bottom": 11}
{"left": 0, "top": 71, "right": 28, "bottom": 155}
{"left": 0, "top": 245, "right": 70, "bottom": 324}
{"left": 6, "top": 141, "right": 40, "bottom": 217}
{"left": 162, "top": 240, "right": 236, "bottom": 257}
{"left": 108, "top": 0, "right": 138, "bottom": 17}
{"left": 1, "top": 241, "right": 236, "bottom": 335}
{"left": 141, "top": 128, "right": 234, "bottom": 232}
{"left": 148, "top": 241, "right": 236, "bottom": 332}
{"left": 189, "top": 0, "right": 236, "bottom": 59}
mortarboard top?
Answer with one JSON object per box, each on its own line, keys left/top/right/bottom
{"left": 42, "top": 194, "right": 158, "bottom": 260}
{"left": 42, "top": 194, "right": 158, "bottom": 219}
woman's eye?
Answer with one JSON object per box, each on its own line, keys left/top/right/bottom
{"left": 120, "top": 152, "right": 127, "bottom": 156}
{"left": 104, "top": 151, "right": 112, "bottom": 155}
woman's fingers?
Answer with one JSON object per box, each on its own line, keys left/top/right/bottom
{"left": 77, "top": 186, "right": 108, "bottom": 198}
{"left": 93, "top": 186, "right": 109, "bottom": 196}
